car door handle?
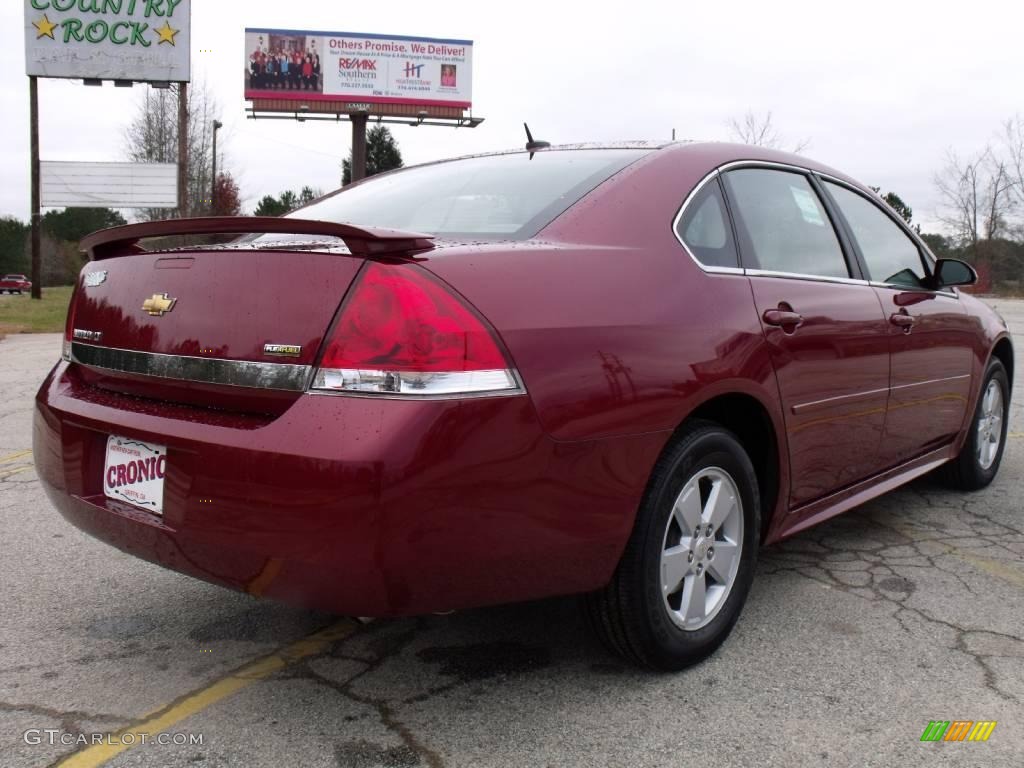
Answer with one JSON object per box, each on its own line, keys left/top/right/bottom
{"left": 890, "top": 311, "right": 915, "bottom": 331}
{"left": 762, "top": 308, "right": 803, "bottom": 329}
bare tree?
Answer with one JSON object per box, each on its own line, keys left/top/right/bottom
{"left": 983, "top": 153, "right": 1015, "bottom": 240}
{"left": 934, "top": 147, "right": 1015, "bottom": 248}
{"left": 124, "top": 80, "right": 224, "bottom": 220}
{"left": 999, "top": 115, "right": 1024, "bottom": 230}
{"left": 727, "top": 110, "right": 810, "bottom": 153}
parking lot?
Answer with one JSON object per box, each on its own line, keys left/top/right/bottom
{"left": 2, "top": 299, "right": 1023, "bottom": 768}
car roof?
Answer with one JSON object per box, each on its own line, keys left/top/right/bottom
{"left": 342, "top": 140, "right": 862, "bottom": 193}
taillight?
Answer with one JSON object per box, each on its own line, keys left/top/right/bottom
{"left": 311, "top": 262, "right": 523, "bottom": 397}
{"left": 62, "top": 285, "right": 78, "bottom": 362}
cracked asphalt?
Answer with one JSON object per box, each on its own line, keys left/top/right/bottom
{"left": 2, "top": 299, "right": 1023, "bottom": 767}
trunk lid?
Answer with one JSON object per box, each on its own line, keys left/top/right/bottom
{"left": 68, "top": 218, "right": 434, "bottom": 414}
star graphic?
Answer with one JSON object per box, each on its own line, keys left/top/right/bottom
{"left": 154, "top": 20, "right": 179, "bottom": 45}
{"left": 33, "top": 14, "right": 57, "bottom": 40}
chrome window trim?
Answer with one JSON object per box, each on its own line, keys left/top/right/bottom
{"left": 670, "top": 169, "right": 745, "bottom": 275}
{"left": 716, "top": 159, "right": 813, "bottom": 175}
{"left": 70, "top": 343, "right": 313, "bottom": 391}
{"left": 674, "top": 159, "right": 960, "bottom": 296}
{"left": 745, "top": 268, "right": 869, "bottom": 287}
{"left": 868, "top": 280, "right": 957, "bottom": 299}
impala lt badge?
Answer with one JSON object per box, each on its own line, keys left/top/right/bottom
{"left": 72, "top": 328, "right": 102, "bottom": 342}
{"left": 142, "top": 293, "right": 177, "bottom": 316}
{"left": 263, "top": 343, "right": 302, "bottom": 357}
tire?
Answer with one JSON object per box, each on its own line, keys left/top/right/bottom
{"left": 941, "top": 358, "right": 1010, "bottom": 490}
{"left": 583, "top": 419, "right": 760, "bottom": 670}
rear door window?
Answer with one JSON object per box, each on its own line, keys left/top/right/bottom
{"left": 824, "top": 182, "right": 929, "bottom": 288}
{"left": 675, "top": 178, "right": 739, "bottom": 268}
{"left": 723, "top": 169, "right": 850, "bottom": 279}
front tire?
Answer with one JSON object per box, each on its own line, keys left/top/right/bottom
{"left": 942, "top": 358, "right": 1010, "bottom": 490}
{"left": 583, "top": 420, "right": 760, "bottom": 670}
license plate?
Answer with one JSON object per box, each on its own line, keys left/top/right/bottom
{"left": 103, "top": 435, "right": 166, "bottom": 515}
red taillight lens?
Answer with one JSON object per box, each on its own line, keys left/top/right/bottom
{"left": 312, "top": 263, "right": 522, "bottom": 396}
{"left": 62, "top": 285, "right": 78, "bottom": 361}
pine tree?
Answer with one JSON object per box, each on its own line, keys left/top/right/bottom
{"left": 342, "top": 126, "right": 404, "bottom": 185}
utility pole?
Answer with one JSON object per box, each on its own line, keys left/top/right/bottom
{"left": 177, "top": 82, "right": 188, "bottom": 217}
{"left": 351, "top": 112, "right": 368, "bottom": 183}
{"left": 29, "top": 76, "right": 42, "bottom": 300}
{"left": 211, "top": 120, "right": 222, "bottom": 214}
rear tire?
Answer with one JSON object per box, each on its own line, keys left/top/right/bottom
{"left": 941, "top": 358, "right": 1010, "bottom": 490}
{"left": 583, "top": 420, "right": 760, "bottom": 670}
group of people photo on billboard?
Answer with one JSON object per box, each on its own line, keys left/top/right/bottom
{"left": 248, "top": 33, "right": 322, "bottom": 92}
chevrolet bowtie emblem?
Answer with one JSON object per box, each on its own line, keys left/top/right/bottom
{"left": 142, "top": 293, "right": 177, "bottom": 316}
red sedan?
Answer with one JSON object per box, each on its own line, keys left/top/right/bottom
{"left": 35, "top": 143, "right": 1012, "bottom": 669}
{"left": 0, "top": 273, "right": 31, "bottom": 293}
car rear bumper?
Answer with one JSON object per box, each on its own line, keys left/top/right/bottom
{"left": 34, "top": 361, "right": 667, "bottom": 616}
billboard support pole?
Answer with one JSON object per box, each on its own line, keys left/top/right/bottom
{"left": 177, "top": 82, "right": 189, "bottom": 217}
{"left": 29, "top": 76, "right": 42, "bottom": 300}
{"left": 351, "top": 113, "right": 368, "bottom": 183}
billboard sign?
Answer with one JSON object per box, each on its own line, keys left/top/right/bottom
{"left": 244, "top": 28, "right": 472, "bottom": 109}
{"left": 41, "top": 161, "right": 177, "bottom": 208}
{"left": 25, "top": 0, "right": 190, "bottom": 82}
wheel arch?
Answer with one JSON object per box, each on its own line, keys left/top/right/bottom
{"left": 675, "top": 391, "right": 784, "bottom": 542}
{"left": 991, "top": 335, "right": 1014, "bottom": 392}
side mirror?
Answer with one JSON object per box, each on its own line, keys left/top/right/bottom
{"left": 931, "top": 258, "right": 977, "bottom": 289}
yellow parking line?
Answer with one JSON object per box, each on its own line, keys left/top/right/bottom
{"left": 958, "top": 553, "right": 1024, "bottom": 589}
{"left": 55, "top": 619, "right": 359, "bottom": 767}
{"left": 0, "top": 449, "right": 32, "bottom": 464}
{"left": 0, "top": 464, "right": 34, "bottom": 480}
{"left": 889, "top": 521, "right": 1024, "bottom": 590}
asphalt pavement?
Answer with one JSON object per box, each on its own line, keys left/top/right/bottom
{"left": 1, "top": 299, "right": 1023, "bottom": 767}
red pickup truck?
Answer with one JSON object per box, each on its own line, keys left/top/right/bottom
{"left": 0, "top": 274, "right": 31, "bottom": 294}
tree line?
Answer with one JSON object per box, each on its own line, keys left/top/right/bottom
{"left": 929, "top": 116, "right": 1024, "bottom": 292}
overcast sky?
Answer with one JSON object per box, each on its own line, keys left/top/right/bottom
{"left": 4, "top": 0, "right": 1022, "bottom": 232}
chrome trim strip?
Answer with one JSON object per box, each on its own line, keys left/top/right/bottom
{"left": 792, "top": 374, "right": 972, "bottom": 415}
{"left": 891, "top": 374, "right": 971, "bottom": 392}
{"left": 746, "top": 268, "right": 869, "bottom": 287}
{"left": 70, "top": 343, "right": 312, "bottom": 391}
{"left": 791, "top": 386, "right": 889, "bottom": 415}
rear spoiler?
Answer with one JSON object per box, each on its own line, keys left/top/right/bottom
{"left": 79, "top": 216, "right": 435, "bottom": 261}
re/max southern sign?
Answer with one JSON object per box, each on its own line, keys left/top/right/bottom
{"left": 25, "top": 0, "right": 191, "bottom": 82}
{"left": 245, "top": 27, "right": 472, "bottom": 109}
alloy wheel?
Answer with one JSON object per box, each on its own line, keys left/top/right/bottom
{"left": 976, "top": 379, "right": 1004, "bottom": 470}
{"left": 660, "top": 467, "right": 744, "bottom": 630}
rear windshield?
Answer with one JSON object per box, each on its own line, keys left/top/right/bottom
{"left": 283, "top": 149, "right": 648, "bottom": 240}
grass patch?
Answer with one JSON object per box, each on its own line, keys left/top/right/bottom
{"left": 0, "top": 285, "right": 73, "bottom": 337}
